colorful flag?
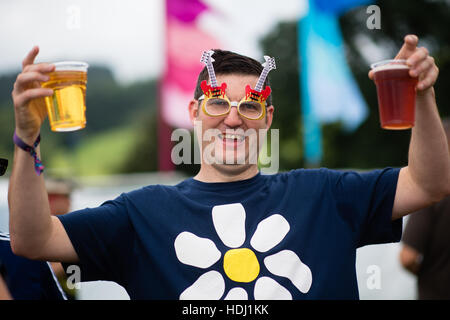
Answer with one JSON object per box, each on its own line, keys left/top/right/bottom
{"left": 162, "top": 0, "right": 220, "bottom": 129}
{"left": 159, "top": 0, "right": 220, "bottom": 171}
{"left": 298, "top": 0, "right": 371, "bottom": 166}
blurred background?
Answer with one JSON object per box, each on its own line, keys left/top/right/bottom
{"left": 1, "top": 0, "right": 449, "bottom": 299}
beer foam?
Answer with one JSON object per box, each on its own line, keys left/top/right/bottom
{"left": 371, "top": 59, "right": 408, "bottom": 72}
{"left": 372, "top": 64, "right": 409, "bottom": 72}
{"left": 53, "top": 61, "right": 89, "bottom": 72}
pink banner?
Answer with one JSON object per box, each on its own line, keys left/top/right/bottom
{"left": 162, "top": 0, "right": 220, "bottom": 129}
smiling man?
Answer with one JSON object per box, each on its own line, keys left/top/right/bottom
{"left": 188, "top": 50, "right": 276, "bottom": 182}
{"left": 190, "top": 74, "right": 274, "bottom": 180}
{"left": 7, "top": 36, "right": 450, "bottom": 300}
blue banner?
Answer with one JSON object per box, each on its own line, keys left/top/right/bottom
{"left": 298, "top": 0, "right": 371, "bottom": 166}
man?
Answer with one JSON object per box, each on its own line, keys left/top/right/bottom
{"left": 8, "top": 35, "right": 450, "bottom": 299}
{"left": 399, "top": 118, "right": 450, "bottom": 299}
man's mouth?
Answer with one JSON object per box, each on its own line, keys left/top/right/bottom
{"left": 218, "top": 133, "right": 245, "bottom": 143}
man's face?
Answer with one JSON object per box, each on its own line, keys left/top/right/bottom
{"left": 190, "top": 74, "right": 274, "bottom": 175}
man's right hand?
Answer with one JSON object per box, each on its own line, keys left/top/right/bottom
{"left": 9, "top": 46, "right": 79, "bottom": 264}
{"left": 11, "top": 46, "right": 55, "bottom": 145}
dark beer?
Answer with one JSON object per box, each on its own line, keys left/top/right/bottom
{"left": 372, "top": 61, "right": 418, "bottom": 130}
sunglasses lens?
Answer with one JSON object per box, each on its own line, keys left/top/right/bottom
{"left": 238, "top": 101, "right": 263, "bottom": 119}
{"left": 205, "top": 98, "right": 230, "bottom": 116}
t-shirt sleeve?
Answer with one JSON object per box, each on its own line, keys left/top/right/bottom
{"left": 57, "top": 194, "right": 134, "bottom": 284}
{"left": 401, "top": 206, "right": 434, "bottom": 254}
{"left": 327, "top": 167, "right": 403, "bottom": 248}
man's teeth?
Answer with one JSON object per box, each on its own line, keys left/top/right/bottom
{"left": 218, "top": 133, "right": 245, "bottom": 141}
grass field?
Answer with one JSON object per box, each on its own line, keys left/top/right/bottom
{"left": 48, "top": 125, "right": 138, "bottom": 176}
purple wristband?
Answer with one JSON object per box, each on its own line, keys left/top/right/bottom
{"left": 13, "top": 131, "right": 44, "bottom": 175}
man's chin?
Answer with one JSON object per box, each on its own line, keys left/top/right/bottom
{"left": 211, "top": 162, "right": 254, "bottom": 176}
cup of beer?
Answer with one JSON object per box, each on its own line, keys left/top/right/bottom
{"left": 371, "top": 59, "right": 418, "bottom": 130}
{"left": 41, "top": 61, "right": 88, "bottom": 132}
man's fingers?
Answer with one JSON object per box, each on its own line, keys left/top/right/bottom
{"left": 14, "top": 88, "right": 53, "bottom": 109}
{"left": 13, "top": 64, "right": 54, "bottom": 95}
{"left": 15, "top": 72, "right": 50, "bottom": 90}
{"left": 417, "top": 64, "right": 439, "bottom": 91}
{"left": 395, "top": 34, "right": 419, "bottom": 60}
{"left": 22, "top": 46, "right": 39, "bottom": 70}
{"left": 404, "top": 34, "right": 419, "bottom": 47}
{"left": 409, "top": 56, "right": 433, "bottom": 78}
{"left": 406, "top": 47, "right": 429, "bottom": 68}
{"left": 23, "top": 62, "right": 55, "bottom": 74}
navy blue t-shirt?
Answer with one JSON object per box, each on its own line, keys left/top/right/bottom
{"left": 58, "top": 168, "right": 402, "bottom": 300}
{"left": 0, "top": 233, "right": 66, "bottom": 300}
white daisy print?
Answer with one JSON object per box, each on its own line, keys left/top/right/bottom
{"left": 174, "top": 203, "right": 313, "bottom": 300}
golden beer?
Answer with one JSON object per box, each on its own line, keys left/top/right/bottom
{"left": 42, "top": 62, "right": 88, "bottom": 132}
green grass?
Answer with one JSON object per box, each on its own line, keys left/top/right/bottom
{"left": 48, "top": 125, "right": 138, "bottom": 176}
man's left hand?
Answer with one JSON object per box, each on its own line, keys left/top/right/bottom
{"left": 369, "top": 34, "right": 439, "bottom": 95}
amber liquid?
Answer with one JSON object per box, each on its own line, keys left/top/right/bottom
{"left": 42, "top": 71, "right": 87, "bottom": 132}
{"left": 373, "top": 67, "right": 418, "bottom": 130}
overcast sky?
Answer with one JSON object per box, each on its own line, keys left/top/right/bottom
{"left": 0, "top": 0, "right": 305, "bottom": 84}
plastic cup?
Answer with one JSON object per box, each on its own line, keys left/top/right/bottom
{"left": 42, "top": 61, "right": 88, "bottom": 132}
{"left": 371, "top": 59, "right": 418, "bottom": 130}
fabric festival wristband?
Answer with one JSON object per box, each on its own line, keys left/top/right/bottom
{"left": 13, "top": 131, "right": 44, "bottom": 176}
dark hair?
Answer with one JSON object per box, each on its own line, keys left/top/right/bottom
{"left": 0, "top": 158, "right": 7, "bottom": 176}
{"left": 194, "top": 49, "right": 273, "bottom": 106}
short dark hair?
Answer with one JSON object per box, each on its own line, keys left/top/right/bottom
{"left": 0, "top": 158, "right": 7, "bottom": 176}
{"left": 194, "top": 49, "right": 273, "bottom": 106}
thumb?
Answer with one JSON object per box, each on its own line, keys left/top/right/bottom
{"left": 395, "top": 34, "right": 418, "bottom": 60}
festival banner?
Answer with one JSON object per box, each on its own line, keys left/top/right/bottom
{"left": 298, "top": 0, "right": 372, "bottom": 165}
{"left": 159, "top": 0, "right": 220, "bottom": 170}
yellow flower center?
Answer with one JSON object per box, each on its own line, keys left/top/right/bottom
{"left": 223, "top": 248, "right": 260, "bottom": 283}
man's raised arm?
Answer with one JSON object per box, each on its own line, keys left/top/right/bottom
{"left": 8, "top": 46, "right": 78, "bottom": 262}
{"left": 372, "top": 35, "right": 450, "bottom": 219}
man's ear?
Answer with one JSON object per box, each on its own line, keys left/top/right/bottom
{"left": 188, "top": 99, "right": 199, "bottom": 125}
{"left": 265, "top": 105, "right": 274, "bottom": 129}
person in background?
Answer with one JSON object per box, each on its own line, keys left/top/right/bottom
{"left": 399, "top": 118, "right": 450, "bottom": 300}
{"left": 0, "top": 274, "right": 12, "bottom": 300}
{"left": 0, "top": 230, "right": 67, "bottom": 300}
{"left": 45, "top": 177, "right": 78, "bottom": 300}
{"left": 0, "top": 166, "right": 69, "bottom": 300}
{"left": 0, "top": 157, "right": 12, "bottom": 300}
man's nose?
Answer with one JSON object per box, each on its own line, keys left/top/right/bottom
{"left": 223, "top": 105, "right": 243, "bottom": 127}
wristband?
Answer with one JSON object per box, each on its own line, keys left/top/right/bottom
{"left": 13, "top": 131, "right": 44, "bottom": 176}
